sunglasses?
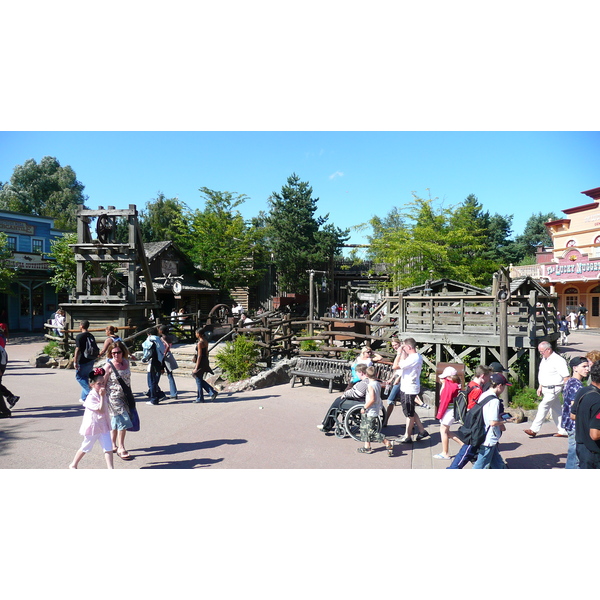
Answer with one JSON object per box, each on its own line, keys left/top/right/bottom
{"left": 111, "top": 350, "right": 122, "bottom": 355}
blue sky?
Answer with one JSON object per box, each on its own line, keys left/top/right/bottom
{"left": 1, "top": 131, "right": 599, "bottom": 255}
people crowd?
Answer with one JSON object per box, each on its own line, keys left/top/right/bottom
{"left": 316, "top": 331, "right": 600, "bottom": 469}
{"left": 2, "top": 301, "right": 600, "bottom": 469}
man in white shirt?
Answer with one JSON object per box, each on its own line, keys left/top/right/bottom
{"left": 524, "top": 341, "right": 570, "bottom": 438}
{"left": 388, "top": 337, "right": 429, "bottom": 444}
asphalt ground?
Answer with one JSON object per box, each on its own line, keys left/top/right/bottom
{"left": 4, "top": 330, "right": 597, "bottom": 600}
{"left": 1, "top": 328, "right": 598, "bottom": 470}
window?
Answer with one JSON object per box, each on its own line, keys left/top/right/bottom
{"left": 31, "top": 238, "right": 44, "bottom": 254}
{"left": 565, "top": 287, "right": 578, "bottom": 313}
{"left": 7, "top": 236, "right": 17, "bottom": 251}
{"left": 566, "top": 239, "right": 576, "bottom": 247}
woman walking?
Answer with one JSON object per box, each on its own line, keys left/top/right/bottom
{"left": 103, "top": 340, "right": 133, "bottom": 460}
{"left": 193, "top": 327, "right": 217, "bottom": 403}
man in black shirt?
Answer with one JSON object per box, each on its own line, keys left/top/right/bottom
{"left": 570, "top": 361, "right": 600, "bottom": 468}
{"left": 74, "top": 320, "right": 96, "bottom": 402}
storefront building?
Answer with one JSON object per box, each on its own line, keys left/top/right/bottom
{"left": 0, "top": 210, "right": 66, "bottom": 332}
{"left": 511, "top": 187, "right": 600, "bottom": 327}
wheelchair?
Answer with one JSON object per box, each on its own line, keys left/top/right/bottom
{"left": 329, "top": 399, "right": 385, "bottom": 442}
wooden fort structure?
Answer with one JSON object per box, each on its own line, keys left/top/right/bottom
{"left": 368, "top": 274, "right": 559, "bottom": 388}
{"left": 59, "top": 204, "right": 159, "bottom": 332}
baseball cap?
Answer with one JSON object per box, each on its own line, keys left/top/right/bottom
{"left": 490, "top": 372, "right": 512, "bottom": 386}
{"left": 439, "top": 366, "right": 458, "bottom": 379}
{"left": 489, "top": 361, "right": 508, "bottom": 372}
{"left": 570, "top": 356, "right": 589, "bottom": 368}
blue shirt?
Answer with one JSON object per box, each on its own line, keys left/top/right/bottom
{"left": 562, "top": 377, "right": 583, "bottom": 432}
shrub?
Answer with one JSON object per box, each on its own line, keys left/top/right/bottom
{"left": 509, "top": 386, "right": 539, "bottom": 410}
{"left": 214, "top": 334, "right": 261, "bottom": 382}
{"left": 43, "top": 341, "right": 63, "bottom": 358}
{"left": 341, "top": 349, "right": 356, "bottom": 362}
{"left": 300, "top": 339, "right": 320, "bottom": 352}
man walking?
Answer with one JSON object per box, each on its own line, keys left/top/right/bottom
{"left": 524, "top": 341, "right": 569, "bottom": 438}
{"left": 385, "top": 337, "right": 429, "bottom": 443}
{"left": 577, "top": 302, "right": 588, "bottom": 329}
{"left": 73, "top": 320, "right": 97, "bottom": 403}
{"left": 472, "top": 373, "right": 511, "bottom": 469}
{"left": 570, "top": 361, "right": 600, "bottom": 468}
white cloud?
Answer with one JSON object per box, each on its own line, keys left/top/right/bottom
{"left": 329, "top": 171, "right": 344, "bottom": 180}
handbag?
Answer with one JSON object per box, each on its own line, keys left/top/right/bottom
{"left": 108, "top": 359, "right": 140, "bottom": 432}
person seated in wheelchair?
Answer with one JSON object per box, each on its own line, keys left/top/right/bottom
{"left": 317, "top": 364, "right": 369, "bottom": 432}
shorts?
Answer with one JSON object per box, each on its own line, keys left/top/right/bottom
{"left": 359, "top": 413, "right": 385, "bottom": 443}
{"left": 79, "top": 432, "right": 113, "bottom": 453}
{"left": 440, "top": 407, "right": 455, "bottom": 427}
{"left": 111, "top": 412, "right": 133, "bottom": 431}
{"left": 400, "top": 392, "right": 417, "bottom": 417}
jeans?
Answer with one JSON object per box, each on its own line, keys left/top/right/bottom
{"left": 576, "top": 443, "right": 600, "bottom": 469}
{"left": 387, "top": 384, "right": 400, "bottom": 405}
{"left": 566, "top": 429, "right": 579, "bottom": 469}
{"left": 75, "top": 360, "right": 95, "bottom": 400}
{"left": 147, "top": 368, "right": 162, "bottom": 402}
{"left": 472, "top": 444, "right": 507, "bottom": 469}
{"left": 165, "top": 367, "right": 178, "bottom": 397}
{"left": 194, "top": 371, "right": 215, "bottom": 401}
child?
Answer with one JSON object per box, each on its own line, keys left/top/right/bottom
{"left": 434, "top": 366, "right": 464, "bottom": 460}
{"left": 69, "top": 367, "right": 114, "bottom": 469}
{"left": 559, "top": 316, "right": 570, "bottom": 345}
{"left": 357, "top": 366, "right": 394, "bottom": 456}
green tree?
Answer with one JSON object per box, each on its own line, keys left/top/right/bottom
{"left": 47, "top": 232, "right": 81, "bottom": 292}
{"left": 0, "top": 232, "right": 17, "bottom": 293}
{"left": 0, "top": 156, "right": 88, "bottom": 230}
{"left": 368, "top": 193, "right": 490, "bottom": 289}
{"left": 138, "top": 193, "right": 189, "bottom": 243}
{"left": 176, "top": 188, "right": 268, "bottom": 293}
{"left": 266, "top": 173, "right": 349, "bottom": 292}
{"left": 513, "top": 211, "right": 557, "bottom": 263}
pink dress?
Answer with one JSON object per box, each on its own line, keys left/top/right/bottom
{"left": 79, "top": 388, "right": 111, "bottom": 436}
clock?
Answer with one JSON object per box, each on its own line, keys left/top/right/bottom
{"left": 172, "top": 281, "right": 182, "bottom": 294}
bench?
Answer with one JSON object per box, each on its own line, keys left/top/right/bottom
{"left": 290, "top": 357, "right": 351, "bottom": 393}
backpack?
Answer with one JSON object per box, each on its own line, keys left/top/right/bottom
{"left": 453, "top": 382, "right": 480, "bottom": 424}
{"left": 83, "top": 333, "right": 100, "bottom": 360}
{"left": 453, "top": 388, "right": 469, "bottom": 424}
{"left": 456, "top": 396, "right": 494, "bottom": 448}
{"left": 0, "top": 345, "right": 7, "bottom": 367}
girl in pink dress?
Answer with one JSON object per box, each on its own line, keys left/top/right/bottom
{"left": 69, "top": 368, "right": 114, "bottom": 469}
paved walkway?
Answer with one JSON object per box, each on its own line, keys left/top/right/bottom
{"left": 0, "top": 330, "right": 598, "bottom": 469}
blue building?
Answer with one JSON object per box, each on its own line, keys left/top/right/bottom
{"left": 0, "top": 210, "right": 67, "bottom": 332}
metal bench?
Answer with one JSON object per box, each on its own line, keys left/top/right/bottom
{"left": 289, "top": 357, "right": 351, "bottom": 393}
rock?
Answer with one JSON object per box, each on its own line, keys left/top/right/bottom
{"left": 30, "top": 353, "right": 52, "bottom": 368}
{"left": 507, "top": 407, "right": 527, "bottom": 423}
{"left": 218, "top": 360, "right": 294, "bottom": 393}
